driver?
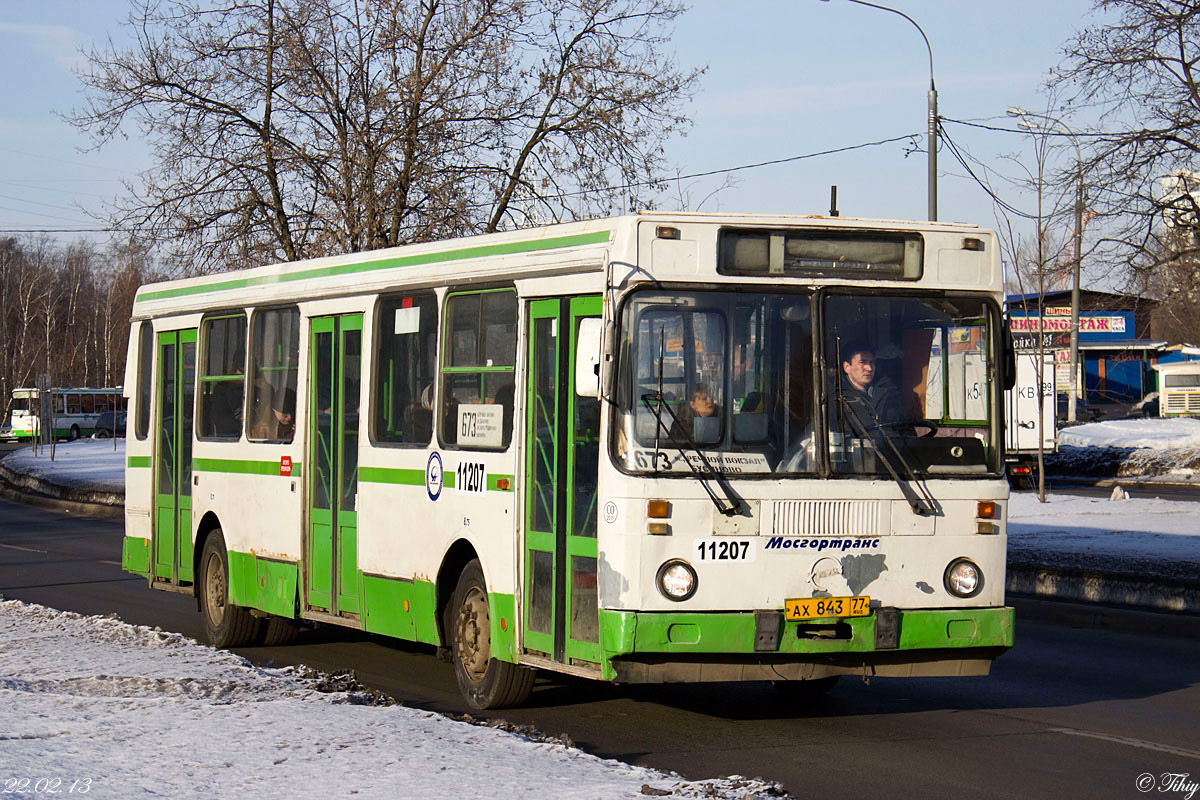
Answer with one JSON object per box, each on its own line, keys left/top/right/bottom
{"left": 839, "top": 342, "right": 903, "bottom": 431}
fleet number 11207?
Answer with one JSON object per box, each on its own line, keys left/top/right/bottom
{"left": 693, "top": 538, "right": 756, "bottom": 563}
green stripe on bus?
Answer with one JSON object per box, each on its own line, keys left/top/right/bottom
{"left": 359, "top": 466, "right": 424, "bottom": 486}
{"left": 226, "top": 551, "right": 298, "bottom": 618}
{"left": 127, "top": 456, "right": 152, "bottom": 468}
{"left": 598, "top": 606, "right": 1015, "bottom": 658}
{"left": 360, "top": 465, "right": 511, "bottom": 491}
{"left": 193, "top": 457, "right": 302, "bottom": 477}
{"left": 121, "top": 536, "right": 150, "bottom": 575}
{"left": 136, "top": 230, "right": 611, "bottom": 303}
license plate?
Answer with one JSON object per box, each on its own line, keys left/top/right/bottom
{"left": 783, "top": 595, "right": 871, "bottom": 620}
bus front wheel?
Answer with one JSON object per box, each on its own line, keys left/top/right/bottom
{"left": 199, "top": 530, "right": 263, "bottom": 648}
{"left": 68, "top": 425, "right": 80, "bottom": 441}
{"left": 448, "top": 559, "right": 535, "bottom": 710}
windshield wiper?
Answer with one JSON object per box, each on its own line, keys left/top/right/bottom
{"left": 834, "top": 386, "right": 939, "bottom": 518}
{"left": 641, "top": 391, "right": 744, "bottom": 517}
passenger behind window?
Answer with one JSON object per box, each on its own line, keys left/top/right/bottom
{"left": 402, "top": 383, "right": 434, "bottom": 444}
{"left": 207, "top": 370, "right": 244, "bottom": 438}
{"left": 270, "top": 389, "right": 296, "bottom": 440}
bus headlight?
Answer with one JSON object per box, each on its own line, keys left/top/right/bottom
{"left": 944, "top": 559, "right": 983, "bottom": 598}
{"left": 656, "top": 559, "right": 698, "bottom": 602}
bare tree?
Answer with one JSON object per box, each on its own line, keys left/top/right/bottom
{"left": 1052, "top": 0, "right": 1200, "bottom": 338}
{"left": 0, "top": 237, "right": 156, "bottom": 428}
{"left": 70, "top": 0, "right": 701, "bottom": 273}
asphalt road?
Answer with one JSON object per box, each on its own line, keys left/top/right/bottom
{"left": 2, "top": 497, "right": 1198, "bottom": 799}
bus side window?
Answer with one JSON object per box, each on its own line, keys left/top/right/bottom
{"left": 247, "top": 306, "right": 300, "bottom": 443}
{"left": 373, "top": 293, "right": 437, "bottom": 446}
{"left": 198, "top": 314, "right": 247, "bottom": 440}
{"left": 136, "top": 323, "right": 153, "bottom": 440}
{"left": 439, "top": 288, "right": 516, "bottom": 449}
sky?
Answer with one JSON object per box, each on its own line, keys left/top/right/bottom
{"left": 0, "top": 0, "right": 1106, "bottom": 268}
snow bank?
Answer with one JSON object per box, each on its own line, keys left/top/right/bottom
{"left": 1058, "top": 417, "right": 1200, "bottom": 449}
{"left": 1008, "top": 492, "right": 1200, "bottom": 583}
{"left": 0, "top": 600, "right": 783, "bottom": 799}
{"left": 0, "top": 439, "right": 125, "bottom": 493}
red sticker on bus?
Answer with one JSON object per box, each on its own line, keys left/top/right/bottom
{"left": 280, "top": 456, "right": 293, "bottom": 477}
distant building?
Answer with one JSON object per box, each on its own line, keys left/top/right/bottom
{"left": 1006, "top": 289, "right": 1164, "bottom": 406}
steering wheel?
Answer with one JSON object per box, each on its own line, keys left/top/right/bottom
{"left": 910, "top": 418, "right": 939, "bottom": 438}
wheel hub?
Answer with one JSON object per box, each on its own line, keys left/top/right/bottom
{"left": 204, "top": 552, "right": 226, "bottom": 627}
{"left": 456, "top": 587, "right": 491, "bottom": 683}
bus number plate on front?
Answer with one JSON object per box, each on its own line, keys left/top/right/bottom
{"left": 783, "top": 596, "right": 870, "bottom": 620}
{"left": 693, "top": 538, "right": 756, "bottom": 563}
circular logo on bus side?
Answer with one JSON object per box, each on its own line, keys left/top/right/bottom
{"left": 426, "top": 452, "right": 444, "bottom": 501}
{"left": 603, "top": 501, "right": 618, "bottom": 524}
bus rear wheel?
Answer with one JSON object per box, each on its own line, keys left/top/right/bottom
{"left": 199, "top": 530, "right": 263, "bottom": 648}
{"left": 68, "top": 425, "right": 80, "bottom": 441}
{"left": 259, "top": 615, "right": 302, "bottom": 647}
{"left": 448, "top": 559, "right": 535, "bottom": 710}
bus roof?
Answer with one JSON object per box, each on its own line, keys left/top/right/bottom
{"left": 132, "top": 212, "right": 990, "bottom": 319}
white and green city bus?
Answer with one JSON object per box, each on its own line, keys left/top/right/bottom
{"left": 3, "top": 387, "right": 125, "bottom": 441}
{"left": 121, "top": 213, "right": 1015, "bottom": 709}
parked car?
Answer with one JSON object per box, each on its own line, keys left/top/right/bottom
{"left": 1130, "top": 391, "right": 1160, "bottom": 418}
{"left": 93, "top": 410, "right": 127, "bottom": 439}
{"left": 1055, "top": 394, "right": 1102, "bottom": 425}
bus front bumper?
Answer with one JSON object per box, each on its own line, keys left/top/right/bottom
{"left": 599, "top": 606, "right": 1014, "bottom": 683}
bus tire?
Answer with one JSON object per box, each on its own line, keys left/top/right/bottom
{"left": 448, "top": 559, "right": 535, "bottom": 710}
{"left": 770, "top": 675, "right": 841, "bottom": 697}
{"left": 259, "top": 616, "right": 302, "bottom": 647}
{"left": 199, "top": 530, "right": 262, "bottom": 648}
{"left": 69, "top": 425, "right": 80, "bottom": 441}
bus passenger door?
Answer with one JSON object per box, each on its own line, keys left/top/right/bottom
{"left": 153, "top": 328, "right": 197, "bottom": 584}
{"left": 307, "top": 314, "right": 363, "bottom": 617}
{"left": 523, "top": 296, "right": 602, "bottom": 665}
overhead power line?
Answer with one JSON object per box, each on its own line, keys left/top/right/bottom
{"left": 0, "top": 131, "right": 924, "bottom": 234}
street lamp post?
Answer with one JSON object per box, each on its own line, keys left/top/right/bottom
{"left": 1007, "top": 108, "right": 1085, "bottom": 423}
{"left": 820, "top": 0, "right": 937, "bottom": 221}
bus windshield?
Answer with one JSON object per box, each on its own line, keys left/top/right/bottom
{"left": 615, "top": 289, "right": 999, "bottom": 477}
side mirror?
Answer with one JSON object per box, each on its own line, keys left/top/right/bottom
{"left": 575, "top": 317, "right": 603, "bottom": 398}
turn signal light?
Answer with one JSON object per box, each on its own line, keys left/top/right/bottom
{"left": 976, "top": 501, "right": 996, "bottom": 519}
{"left": 648, "top": 500, "right": 670, "bottom": 518}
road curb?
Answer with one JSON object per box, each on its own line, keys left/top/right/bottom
{"left": 1010, "top": 593, "right": 1200, "bottom": 639}
{"left": 1006, "top": 564, "right": 1199, "bottom": 615}
{"left": 1045, "top": 475, "right": 1200, "bottom": 492}
{"left": 0, "top": 465, "right": 123, "bottom": 520}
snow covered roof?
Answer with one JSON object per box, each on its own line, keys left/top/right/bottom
{"left": 1077, "top": 338, "right": 1167, "bottom": 351}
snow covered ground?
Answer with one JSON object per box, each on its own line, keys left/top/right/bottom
{"left": 0, "top": 599, "right": 781, "bottom": 800}
{"left": 1058, "top": 417, "right": 1200, "bottom": 449}
{"left": 0, "top": 439, "right": 125, "bottom": 493}
{"left": 1008, "top": 491, "right": 1200, "bottom": 582}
